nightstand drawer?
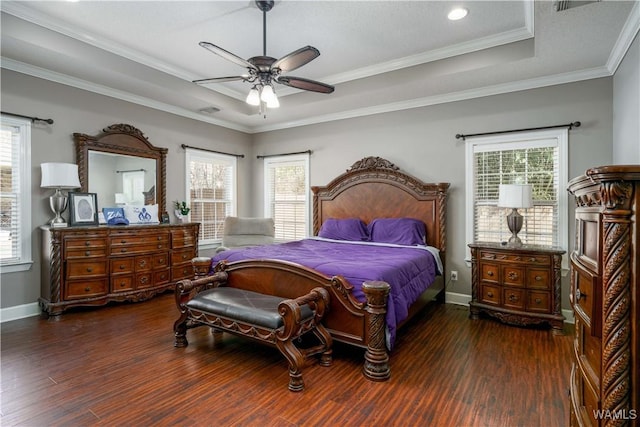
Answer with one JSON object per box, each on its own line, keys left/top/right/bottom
{"left": 502, "top": 265, "right": 525, "bottom": 287}
{"left": 480, "top": 263, "right": 499, "bottom": 283}
{"left": 480, "top": 284, "right": 501, "bottom": 305}
{"left": 527, "top": 291, "right": 550, "bottom": 313}
{"left": 503, "top": 288, "right": 525, "bottom": 310}
{"left": 527, "top": 268, "right": 550, "bottom": 289}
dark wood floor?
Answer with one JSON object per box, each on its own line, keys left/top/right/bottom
{"left": 1, "top": 293, "right": 572, "bottom": 426}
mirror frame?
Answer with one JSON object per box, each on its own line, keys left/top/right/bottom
{"left": 74, "top": 124, "right": 168, "bottom": 220}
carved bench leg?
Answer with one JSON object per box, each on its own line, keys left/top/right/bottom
{"left": 313, "top": 324, "right": 333, "bottom": 367}
{"left": 174, "top": 318, "right": 189, "bottom": 348}
{"left": 276, "top": 340, "right": 306, "bottom": 392}
{"left": 211, "top": 329, "right": 224, "bottom": 348}
{"left": 362, "top": 281, "right": 391, "bottom": 381}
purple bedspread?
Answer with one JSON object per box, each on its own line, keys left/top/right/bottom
{"left": 211, "top": 238, "right": 440, "bottom": 350}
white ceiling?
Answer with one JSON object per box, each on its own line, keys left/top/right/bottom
{"left": 1, "top": 1, "right": 639, "bottom": 133}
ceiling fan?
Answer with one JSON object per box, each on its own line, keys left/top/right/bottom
{"left": 193, "top": 0, "right": 334, "bottom": 110}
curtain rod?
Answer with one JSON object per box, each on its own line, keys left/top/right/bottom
{"left": 256, "top": 150, "right": 312, "bottom": 159}
{"left": 181, "top": 144, "right": 245, "bottom": 158}
{"left": 456, "top": 121, "right": 581, "bottom": 141}
{"left": 1, "top": 111, "right": 54, "bottom": 124}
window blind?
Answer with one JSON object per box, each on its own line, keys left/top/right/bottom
{"left": 473, "top": 140, "right": 560, "bottom": 247}
{"left": 264, "top": 154, "right": 309, "bottom": 241}
{"left": 0, "top": 117, "right": 30, "bottom": 267}
{"left": 186, "top": 149, "right": 236, "bottom": 244}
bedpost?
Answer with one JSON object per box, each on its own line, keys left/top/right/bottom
{"left": 361, "top": 280, "right": 391, "bottom": 381}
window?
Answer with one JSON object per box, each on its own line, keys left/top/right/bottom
{"left": 264, "top": 154, "right": 310, "bottom": 241}
{"left": 185, "top": 149, "right": 236, "bottom": 246}
{"left": 465, "top": 129, "right": 568, "bottom": 265}
{"left": 0, "top": 115, "right": 32, "bottom": 272}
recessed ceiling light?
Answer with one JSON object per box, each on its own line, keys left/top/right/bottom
{"left": 448, "top": 7, "right": 468, "bottom": 21}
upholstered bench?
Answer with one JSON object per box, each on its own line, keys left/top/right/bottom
{"left": 174, "top": 276, "right": 332, "bottom": 392}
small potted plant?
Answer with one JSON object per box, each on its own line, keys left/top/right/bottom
{"left": 174, "top": 201, "right": 190, "bottom": 222}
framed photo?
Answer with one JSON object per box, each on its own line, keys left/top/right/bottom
{"left": 161, "top": 212, "right": 170, "bottom": 224}
{"left": 69, "top": 192, "right": 98, "bottom": 226}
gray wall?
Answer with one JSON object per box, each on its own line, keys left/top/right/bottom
{"left": 0, "top": 69, "right": 252, "bottom": 309}
{"left": 613, "top": 33, "right": 640, "bottom": 164}
{"left": 251, "top": 78, "right": 615, "bottom": 310}
{"left": 0, "top": 69, "right": 617, "bottom": 314}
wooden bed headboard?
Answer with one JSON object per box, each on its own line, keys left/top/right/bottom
{"left": 311, "top": 156, "right": 449, "bottom": 254}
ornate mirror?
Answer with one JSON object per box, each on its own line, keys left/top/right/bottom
{"left": 74, "top": 124, "right": 167, "bottom": 220}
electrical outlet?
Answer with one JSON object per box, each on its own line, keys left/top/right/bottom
{"left": 450, "top": 270, "right": 458, "bottom": 281}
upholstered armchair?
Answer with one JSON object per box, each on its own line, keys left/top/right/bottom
{"left": 215, "top": 216, "right": 275, "bottom": 253}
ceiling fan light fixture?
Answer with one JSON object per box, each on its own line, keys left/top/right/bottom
{"left": 448, "top": 7, "right": 468, "bottom": 21}
{"left": 246, "top": 86, "right": 261, "bottom": 106}
{"left": 266, "top": 94, "right": 280, "bottom": 109}
{"left": 260, "top": 84, "right": 277, "bottom": 104}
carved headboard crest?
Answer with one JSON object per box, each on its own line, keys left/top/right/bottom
{"left": 348, "top": 156, "right": 400, "bottom": 172}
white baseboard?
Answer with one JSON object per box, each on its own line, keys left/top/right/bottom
{"left": 445, "top": 292, "right": 471, "bottom": 306}
{"left": 1, "top": 302, "right": 40, "bottom": 323}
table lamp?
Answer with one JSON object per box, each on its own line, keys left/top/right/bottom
{"left": 41, "top": 163, "right": 81, "bottom": 226}
{"left": 498, "top": 184, "right": 533, "bottom": 246}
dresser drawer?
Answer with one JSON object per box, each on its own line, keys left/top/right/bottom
{"left": 134, "top": 255, "right": 153, "bottom": 272}
{"left": 64, "top": 279, "right": 108, "bottom": 299}
{"left": 154, "top": 268, "right": 170, "bottom": 285}
{"left": 65, "top": 236, "right": 108, "bottom": 249}
{"left": 502, "top": 265, "right": 525, "bottom": 287}
{"left": 171, "top": 248, "right": 195, "bottom": 265}
{"left": 109, "top": 232, "right": 169, "bottom": 246}
{"left": 66, "top": 246, "right": 108, "bottom": 259}
{"left": 503, "top": 288, "right": 525, "bottom": 310}
{"left": 66, "top": 260, "right": 108, "bottom": 279}
{"left": 111, "top": 258, "right": 135, "bottom": 274}
{"left": 171, "top": 228, "right": 196, "bottom": 248}
{"left": 527, "top": 291, "right": 550, "bottom": 313}
{"left": 136, "top": 272, "right": 153, "bottom": 289}
{"left": 111, "top": 275, "right": 134, "bottom": 292}
{"left": 571, "top": 259, "right": 600, "bottom": 335}
{"left": 110, "top": 242, "right": 169, "bottom": 255}
{"left": 153, "top": 253, "right": 169, "bottom": 269}
{"left": 527, "top": 268, "right": 550, "bottom": 290}
{"left": 172, "top": 265, "right": 194, "bottom": 282}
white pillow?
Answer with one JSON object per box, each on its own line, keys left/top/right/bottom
{"left": 123, "top": 204, "right": 159, "bottom": 224}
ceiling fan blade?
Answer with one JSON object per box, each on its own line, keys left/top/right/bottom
{"left": 199, "top": 41, "right": 257, "bottom": 71}
{"left": 277, "top": 76, "right": 335, "bottom": 94}
{"left": 271, "top": 46, "right": 320, "bottom": 72}
{"left": 193, "top": 75, "right": 249, "bottom": 84}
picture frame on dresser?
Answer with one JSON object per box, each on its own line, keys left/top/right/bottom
{"left": 68, "top": 192, "right": 98, "bottom": 226}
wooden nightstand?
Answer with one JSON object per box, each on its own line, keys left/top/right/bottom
{"left": 468, "top": 242, "right": 565, "bottom": 334}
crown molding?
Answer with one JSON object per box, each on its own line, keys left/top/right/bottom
{"left": 605, "top": 0, "right": 640, "bottom": 74}
{"left": 1, "top": 57, "right": 252, "bottom": 133}
{"left": 251, "top": 66, "right": 611, "bottom": 133}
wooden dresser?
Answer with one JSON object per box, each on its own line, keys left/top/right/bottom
{"left": 40, "top": 223, "right": 199, "bottom": 316}
{"left": 469, "top": 242, "right": 565, "bottom": 334}
{"left": 567, "top": 166, "right": 639, "bottom": 426}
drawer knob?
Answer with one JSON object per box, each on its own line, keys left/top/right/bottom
{"left": 140, "top": 277, "right": 148, "bottom": 284}
{"left": 121, "top": 240, "right": 127, "bottom": 244}
{"left": 119, "top": 264, "right": 125, "bottom": 270}
{"left": 86, "top": 267, "right": 93, "bottom": 273}
{"left": 487, "top": 271, "right": 494, "bottom": 277}
{"left": 508, "top": 294, "right": 519, "bottom": 302}
{"left": 158, "top": 236, "right": 162, "bottom": 240}
{"left": 535, "top": 275, "right": 542, "bottom": 281}
{"left": 158, "top": 244, "right": 163, "bottom": 249}
{"left": 120, "top": 282, "right": 126, "bottom": 287}
{"left": 529, "top": 257, "right": 537, "bottom": 262}
{"left": 121, "top": 249, "right": 127, "bottom": 253}
{"left": 576, "top": 288, "right": 587, "bottom": 300}
{"left": 139, "top": 260, "right": 147, "bottom": 267}
{"left": 85, "top": 251, "right": 91, "bottom": 256}
{"left": 84, "top": 287, "right": 91, "bottom": 292}
{"left": 487, "top": 291, "right": 494, "bottom": 298}
{"left": 535, "top": 298, "right": 542, "bottom": 304}
{"left": 85, "top": 241, "right": 90, "bottom": 246}
{"left": 507, "top": 271, "right": 518, "bottom": 280}
{"left": 182, "top": 254, "right": 188, "bottom": 259}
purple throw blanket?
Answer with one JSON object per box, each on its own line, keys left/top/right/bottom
{"left": 211, "top": 238, "right": 440, "bottom": 350}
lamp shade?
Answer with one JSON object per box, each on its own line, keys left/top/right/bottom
{"left": 40, "top": 163, "right": 81, "bottom": 189}
{"left": 498, "top": 184, "right": 533, "bottom": 208}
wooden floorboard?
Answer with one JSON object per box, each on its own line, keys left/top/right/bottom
{"left": 1, "top": 293, "right": 572, "bottom": 426}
